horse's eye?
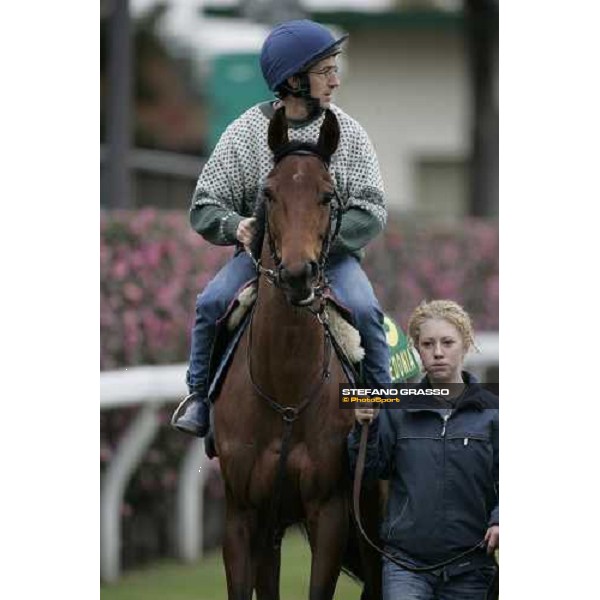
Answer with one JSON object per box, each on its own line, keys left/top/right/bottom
{"left": 264, "top": 189, "right": 275, "bottom": 203}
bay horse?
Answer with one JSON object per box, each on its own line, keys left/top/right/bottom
{"left": 213, "top": 107, "right": 381, "bottom": 600}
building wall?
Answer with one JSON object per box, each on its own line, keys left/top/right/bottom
{"left": 336, "top": 28, "right": 470, "bottom": 212}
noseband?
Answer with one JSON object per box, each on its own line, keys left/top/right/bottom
{"left": 252, "top": 142, "right": 345, "bottom": 297}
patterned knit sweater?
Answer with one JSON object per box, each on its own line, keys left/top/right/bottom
{"left": 190, "top": 101, "right": 387, "bottom": 258}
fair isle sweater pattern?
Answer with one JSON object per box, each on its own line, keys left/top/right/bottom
{"left": 190, "top": 102, "right": 387, "bottom": 252}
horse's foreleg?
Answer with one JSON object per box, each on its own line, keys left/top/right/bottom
{"left": 254, "top": 528, "right": 282, "bottom": 600}
{"left": 355, "top": 483, "right": 383, "bottom": 600}
{"left": 306, "top": 495, "right": 349, "bottom": 600}
{"left": 223, "top": 498, "right": 257, "bottom": 600}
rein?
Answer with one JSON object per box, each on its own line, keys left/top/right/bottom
{"left": 246, "top": 302, "right": 334, "bottom": 546}
{"left": 246, "top": 302, "right": 334, "bottom": 421}
{"left": 245, "top": 144, "right": 344, "bottom": 548}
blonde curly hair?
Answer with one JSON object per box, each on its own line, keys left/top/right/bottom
{"left": 407, "top": 300, "right": 477, "bottom": 353}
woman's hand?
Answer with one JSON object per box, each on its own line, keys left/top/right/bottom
{"left": 484, "top": 525, "right": 499, "bottom": 555}
{"left": 354, "top": 407, "right": 379, "bottom": 424}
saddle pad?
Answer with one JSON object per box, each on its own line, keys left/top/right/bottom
{"left": 207, "top": 309, "right": 252, "bottom": 403}
{"left": 206, "top": 306, "right": 360, "bottom": 403}
{"left": 206, "top": 283, "right": 421, "bottom": 402}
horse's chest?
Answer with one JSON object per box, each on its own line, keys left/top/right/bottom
{"left": 244, "top": 439, "right": 343, "bottom": 507}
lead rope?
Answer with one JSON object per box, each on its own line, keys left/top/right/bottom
{"left": 353, "top": 421, "right": 498, "bottom": 598}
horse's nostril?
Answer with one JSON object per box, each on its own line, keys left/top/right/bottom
{"left": 279, "top": 266, "right": 298, "bottom": 285}
{"left": 280, "top": 262, "right": 315, "bottom": 287}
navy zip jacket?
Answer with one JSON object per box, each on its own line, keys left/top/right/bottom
{"left": 347, "top": 372, "right": 499, "bottom": 574}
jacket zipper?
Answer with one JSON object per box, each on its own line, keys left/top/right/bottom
{"left": 441, "top": 412, "right": 450, "bottom": 437}
{"left": 441, "top": 411, "right": 451, "bottom": 546}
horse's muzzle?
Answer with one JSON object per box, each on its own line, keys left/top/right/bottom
{"left": 279, "top": 261, "right": 319, "bottom": 306}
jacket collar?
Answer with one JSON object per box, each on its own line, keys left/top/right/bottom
{"left": 403, "top": 371, "right": 486, "bottom": 413}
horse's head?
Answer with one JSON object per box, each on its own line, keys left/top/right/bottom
{"left": 262, "top": 107, "right": 341, "bottom": 306}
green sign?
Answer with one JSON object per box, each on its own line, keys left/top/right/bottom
{"left": 384, "top": 314, "right": 421, "bottom": 383}
{"left": 206, "top": 53, "right": 271, "bottom": 151}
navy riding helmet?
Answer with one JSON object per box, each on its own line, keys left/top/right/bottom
{"left": 260, "top": 20, "right": 348, "bottom": 92}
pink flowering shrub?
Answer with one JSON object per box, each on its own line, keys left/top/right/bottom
{"left": 364, "top": 215, "right": 499, "bottom": 333}
{"left": 101, "top": 210, "right": 498, "bottom": 370}
{"left": 101, "top": 209, "right": 231, "bottom": 370}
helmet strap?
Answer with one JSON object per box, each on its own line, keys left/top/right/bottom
{"left": 279, "top": 73, "right": 321, "bottom": 120}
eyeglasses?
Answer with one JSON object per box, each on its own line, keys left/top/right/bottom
{"left": 307, "top": 66, "right": 340, "bottom": 79}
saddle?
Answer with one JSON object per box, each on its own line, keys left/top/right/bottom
{"left": 206, "top": 280, "right": 364, "bottom": 404}
{"left": 203, "top": 281, "right": 419, "bottom": 458}
{"left": 206, "top": 280, "right": 420, "bottom": 404}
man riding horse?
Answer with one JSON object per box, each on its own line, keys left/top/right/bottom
{"left": 171, "top": 19, "right": 391, "bottom": 442}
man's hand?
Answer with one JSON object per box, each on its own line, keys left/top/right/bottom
{"left": 236, "top": 217, "right": 257, "bottom": 251}
{"left": 484, "top": 525, "right": 499, "bottom": 555}
{"left": 354, "top": 407, "right": 379, "bottom": 424}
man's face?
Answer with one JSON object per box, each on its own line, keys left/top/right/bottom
{"left": 307, "top": 56, "right": 340, "bottom": 108}
{"left": 416, "top": 318, "right": 467, "bottom": 384}
{"left": 288, "top": 55, "right": 341, "bottom": 109}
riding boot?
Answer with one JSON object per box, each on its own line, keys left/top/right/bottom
{"left": 171, "top": 390, "right": 210, "bottom": 437}
{"left": 171, "top": 295, "right": 215, "bottom": 438}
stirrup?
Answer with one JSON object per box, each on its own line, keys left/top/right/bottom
{"left": 170, "top": 392, "right": 209, "bottom": 437}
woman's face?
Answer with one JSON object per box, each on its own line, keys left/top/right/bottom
{"left": 416, "top": 318, "right": 466, "bottom": 384}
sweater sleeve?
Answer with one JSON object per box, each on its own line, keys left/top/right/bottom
{"left": 189, "top": 205, "right": 244, "bottom": 247}
{"left": 188, "top": 119, "right": 249, "bottom": 246}
{"left": 331, "top": 123, "right": 387, "bottom": 255}
{"left": 331, "top": 206, "right": 384, "bottom": 255}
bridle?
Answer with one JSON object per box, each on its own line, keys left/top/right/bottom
{"left": 246, "top": 141, "right": 351, "bottom": 405}
{"left": 248, "top": 142, "right": 345, "bottom": 300}
{"left": 245, "top": 142, "right": 347, "bottom": 547}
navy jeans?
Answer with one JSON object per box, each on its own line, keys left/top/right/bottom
{"left": 186, "top": 251, "right": 391, "bottom": 395}
{"left": 383, "top": 558, "right": 496, "bottom": 600}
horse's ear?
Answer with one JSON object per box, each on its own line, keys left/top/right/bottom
{"left": 316, "top": 109, "right": 340, "bottom": 162}
{"left": 268, "top": 107, "right": 289, "bottom": 153}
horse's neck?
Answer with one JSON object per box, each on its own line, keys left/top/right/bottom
{"left": 256, "top": 238, "right": 321, "bottom": 338}
{"left": 251, "top": 243, "right": 325, "bottom": 396}
{"left": 255, "top": 277, "right": 318, "bottom": 332}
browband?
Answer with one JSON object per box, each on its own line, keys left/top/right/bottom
{"left": 272, "top": 141, "right": 330, "bottom": 166}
